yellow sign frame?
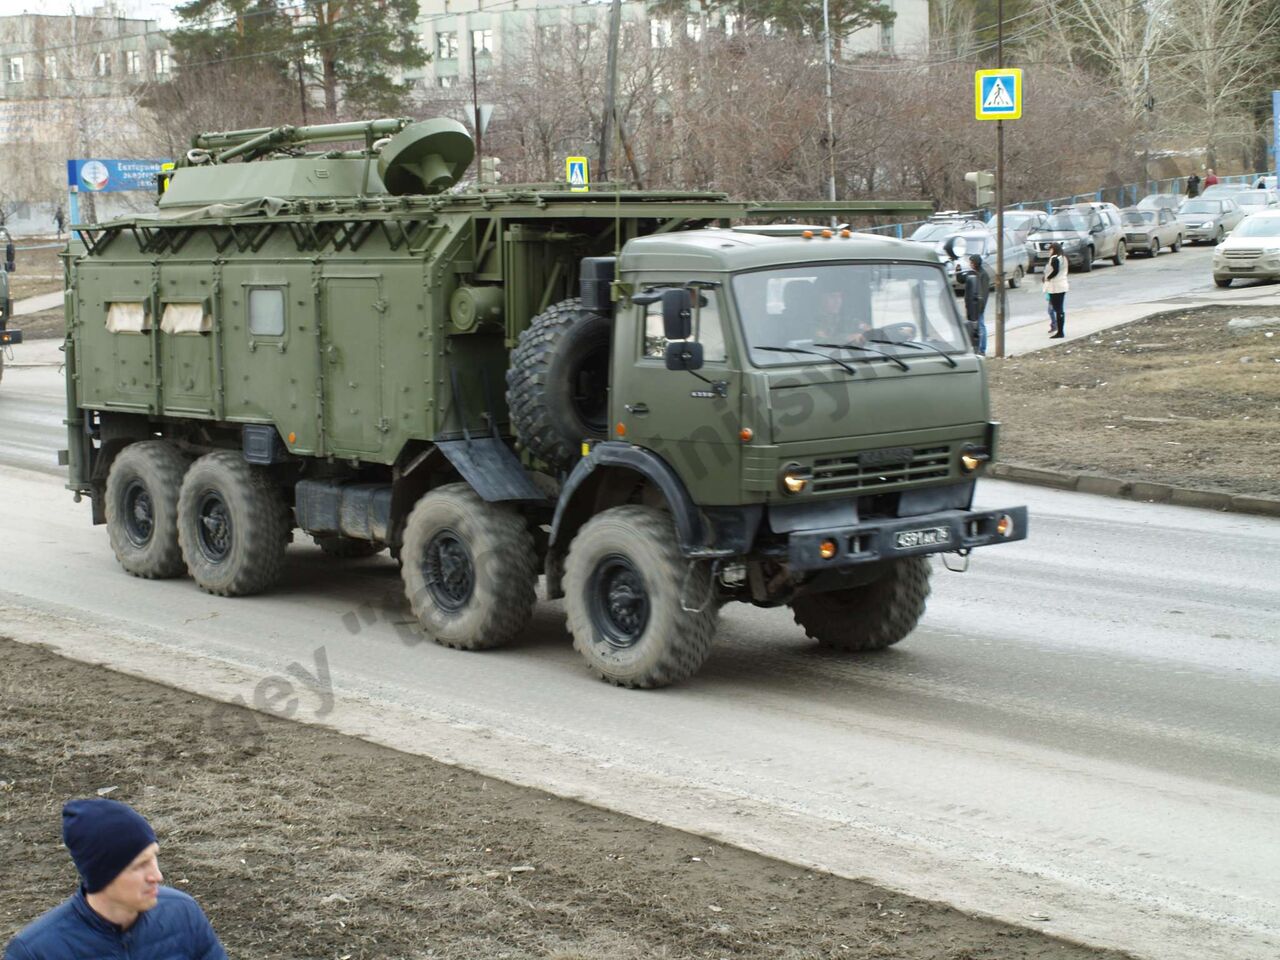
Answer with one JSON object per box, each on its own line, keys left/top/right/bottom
{"left": 566, "top": 156, "right": 590, "bottom": 192}
{"left": 974, "top": 69, "right": 1022, "bottom": 121}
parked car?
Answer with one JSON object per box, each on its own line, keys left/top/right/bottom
{"left": 1176, "top": 197, "right": 1245, "bottom": 244}
{"left": 939, "top": 229, "right": 1030, "bottom": 290}
{"left": 999, "top": 209, "right": 1049, "bottom": 264}
{"left": 907, "top": 213, "right": 988, "bottom": 243}
{"left": 1200, "top": 182, "right": 1253, "bottom": 199}
{"left": 1231, "top": 189, "right": 1280, "bottom": 216}
{"left": 1027, "top": 202, "right": 1126, "bottom": 272}
{"left": 1119, "top": 207, "right": 1183, "bottom": 256}
{"left": 1136, "top": 193, "right": 1183, "bottom": 213}
{"left": 1211, "top": 210, "right": 1280, "bottom": 286}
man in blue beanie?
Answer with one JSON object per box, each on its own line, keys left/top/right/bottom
{"left": 4, "top": 798, "right": 227, "bottom": 960}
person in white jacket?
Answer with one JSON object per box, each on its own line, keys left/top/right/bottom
{"left": 1042, "top": 242, "right": 1069, "bottom": 339}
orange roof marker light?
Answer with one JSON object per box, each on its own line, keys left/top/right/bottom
{"left": 821, "top": 228, "right": 833, "bottom": 238}
{"left": 840, "top": 228, "right": 852, "bottom": 238}
{"left": 801, "top": 229, "right": 814, "bottom": 239}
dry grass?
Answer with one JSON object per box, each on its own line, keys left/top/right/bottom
{"left": 0, "top": 640, "right": 1125, "bottom": 960}
{"left": 8, "top": 239, "right": 64, "bottom": 302}
{"left": 989, "top": 305, "right": 1280, "bottom": 497}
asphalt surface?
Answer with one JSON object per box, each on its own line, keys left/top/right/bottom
{"left": 1, "top": 355, "right": 1279, "bottom": 959}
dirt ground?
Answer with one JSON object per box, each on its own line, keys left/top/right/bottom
{"left": 988, "top": 304, "right": 1280, "bottom": 498}
{"left": 7, "top": 239, "right": 64, "bottom": 302}
{"left": 0, "top": 639, "right": 1126, "bottom": 960}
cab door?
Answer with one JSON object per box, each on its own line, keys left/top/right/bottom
{"left": 612, "top": 284, "right": 743, "bottom": 505}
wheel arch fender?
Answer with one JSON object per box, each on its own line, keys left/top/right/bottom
{"left": 545, "top": 443, "right": 703, "bottom": 598}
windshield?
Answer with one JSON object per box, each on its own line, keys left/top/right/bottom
{"left": 732, "top": 262, "right": 968, "bottom": 367}
{"left": 1122, "top": 211, "right": 1155, "bottom": 225}
{"left": 909, "top": 221, "right": 975, "bottom": 242}
{"left": 1235, "top": 192, "right": 1271, "bottom": 207}
{"left": 1231, "top": 217, "right": 1280, "bottom": 238}
{"left": 1043, "top": 213, "right": 1090, "bottom": 232}
{"left": 1180, "top": 200, "right": 1221, "bottom": 214}
{"left": 1002, "top": 211, "right": 1038, "bottom": 228}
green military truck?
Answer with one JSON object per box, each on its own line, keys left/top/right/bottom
{"left": 62, "top": 117, "right": 1026, "bottom": 687}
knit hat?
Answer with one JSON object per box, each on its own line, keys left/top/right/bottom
{"left": 62, "top": 799, "right": 158, "bottom": 893}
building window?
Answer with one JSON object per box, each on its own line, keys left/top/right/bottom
{"left": 650, "top": 18, "right": 672, "bottom": 47}
{"left": 573, "top": 22, "right": 593, "bottom": 50}
{"left": 154, "top": 49, "right": 171, "bottom": 74}
{"left": 538, "top": 24, "right": 559, "bottom": 47}
{"left": 437, "top": 75, "right": 456, "bottom": 88}
{"left": 471, "top": 29, "right": 492, "bottom": 58}
{"left": 44, "top": 54, "right": 57, "bottom": 79}
{"left": 722, "top": 13, "right": 738, "bottom": 36}
{"left": 94, "top": 52, "right": 111, "bottom": 76}
{"left": 436, "top": 30, "right": 458, "bottom": 60}
{"left": 6, "top": 58, "right": 23, "bottom": 83}
{"left": 125, "top": 50, "right": 141, "bottom": 75}
{"left": 686, "top": 19, "right": 704, "bottom": 42}
{"left": 879, "top": 22, "right": 894, "bottom": 53}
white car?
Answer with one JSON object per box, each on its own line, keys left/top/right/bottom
{"left": 1211, "top": 210, "right": 1280, "bottom": 286}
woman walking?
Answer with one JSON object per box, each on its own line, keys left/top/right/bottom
{"left": 1043, "top": 242, "right": 1069, "bottom": 339}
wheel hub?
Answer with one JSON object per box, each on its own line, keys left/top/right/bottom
{"left": 196, "top": 490, "right": 232, "bottom": 562}
{"left": 123, "top": 479, "right": 155, "bottom": 547}
{"left": 422, "top": 528, "right": 475, "bottom": 611}
{"left": 590, "top": 554, "right": 650, "bottom": 648}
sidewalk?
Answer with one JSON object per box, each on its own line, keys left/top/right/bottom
{"left": 12, "top": 291, "right": 63, "bottom": 316}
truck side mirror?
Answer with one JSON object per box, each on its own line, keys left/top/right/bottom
{"left": 665, "top": 339, "right": 704, "bottom": 372}
{"left": 661, "top": 288, "right": 692, "bottom": 340}
{"left": 942, "top": 236, "right": 967, "bottom": 260}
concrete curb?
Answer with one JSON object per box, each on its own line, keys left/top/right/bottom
{"left": 988, "top": 463, "right": 1280, "bottom": 518}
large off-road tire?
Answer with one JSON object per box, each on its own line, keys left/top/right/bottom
{"left": 400, "top": 483, "right": 536, "bottom": 650}
{"left": 177, "top": 451, "right": 289, "bottom": 596}
{"left": 505, "top": 297, "right": 611, "bottom": 473}
{"left": 105, "top": 440, "right": 190, "bottom": 579}
{"left": 791, "top": 557, "right": 932, "bottom": 652}
{"left": 564, "top": 505, "right": 718, "bottom": 688}
{"left": 314, "top": 536, "right": 385, "bottom": 559}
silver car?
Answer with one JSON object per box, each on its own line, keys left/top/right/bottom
{"left": 1176, "top": 197, "right": 1245, "bottom": 244}
{"left": 1231, "top": 190, "right": 1280, "bottom": 216}
{"left": 939, "top": 230, "right": 1031, "bottom": 291}
{"left": 1136, "top": 193, "right": 1182, "bottom": 213}
{"left": 1211, "top": 210, "right": 1280, "bottom": 286}
{"left": 1120, "top": 207, "right": 1183, "bottom": 256}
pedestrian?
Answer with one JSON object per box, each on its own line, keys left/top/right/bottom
{"left": 1043, "top": 242, "right": 1069, "bottom": 339}
{"left": 1203, "top": 168, "right": 1219, "bottom": 189}
{"left": 54, "top": 205, "right": 65, "bottom": 238}
{"left": 1185, "top": 173, "right": 1201, "bottom": 198}
{"left": 962, "top": 254, "right": 990, "bottom": 354}
{"left": 4, "top": 798, "right": 227, "bottom": 960}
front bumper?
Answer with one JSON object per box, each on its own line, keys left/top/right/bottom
{"left": 1213, "top": 252, "right": 1280, "bottom": 278}
{"left": 1182, "top": 225, "right": 1219, "bottom": 242}
{"left": 787, "top": 505, "right": 1028, "bottom": 572}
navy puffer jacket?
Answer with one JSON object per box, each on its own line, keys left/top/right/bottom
{"left": 4, "top": 887, "right": 226, "bottom": 960}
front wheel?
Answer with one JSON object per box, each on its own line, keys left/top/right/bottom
{"left": 177, "top": 452, "right": 289, "bottom": 596}
{"left": 1008, "top": 265, "right": 1024, "bottom": 288}
{"left": 564, "top": 505, "right": 717, "bottom": 688}
{"left": 1214, "top": 276, "right": 1232, "bottom": 288}
{"left": 400, "top": 483, "right": 536, "bottom": 650}
{"left": 1171, "top": 234, "right": 1182, "bottom": 252}
{"left": 1149, "top": 240, "right": 1160, "bottom": 258}
{"left": 1079, "top": 246, "right": 1094, "bottom": 272}
{"left": 1113, "top": 242, "right": 1126, "bottom": 266}
{"left": 790, "top": 557, "right": 932, "bottom": 652}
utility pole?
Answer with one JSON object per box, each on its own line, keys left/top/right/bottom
{"left": 994, "top": 0, "right": 1006, "bottom": 358}
{"left": 471, "top": 50, "right": 482, "bottom": 173}
{"left": 822, "top": 0, "right": 837, "bottom": 210}
{"left": 599, "top": 0, "right": 622, "bottom": 183}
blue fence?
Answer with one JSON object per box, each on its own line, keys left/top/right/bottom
{"left": 864, "top": 170, "right": 1273, "bottom": 239}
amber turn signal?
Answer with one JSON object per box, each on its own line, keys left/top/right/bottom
{"left": 802, "top": 230, "right": 814, "bottom": 239}
{"left": 996, "top": 514, "right": 1015, "bottom": 537}
{"left": 287, "top": 431, "right": 297, "bottom": 444}
{"left": 819, "top": 539, "right": 838, "bottom": 560}
{"left": 616, "top": 422, "right": 627, "bottom": 437}
{"left": 739, "top": 427, "right": 754, "bottom": 442}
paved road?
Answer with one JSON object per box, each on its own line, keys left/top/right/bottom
{"left": 1, "top": 363, "right": 1279, "bottom": 959}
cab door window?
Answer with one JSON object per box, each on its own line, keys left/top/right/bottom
{"left": 642, "top": 288, "right": 727, "bottom": 363}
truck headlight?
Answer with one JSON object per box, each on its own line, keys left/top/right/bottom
{"left": 960, "top": 446, "right": 990, "bottom": 473}
{"left": 780, "top": 464, "right": 811, "bottom": 494}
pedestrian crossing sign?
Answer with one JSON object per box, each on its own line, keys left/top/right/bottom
{"left": 566, "top": 156, "right": 590, "bottom": 192}
{"left": 975, "top": 69, "right": 1022, "bottom": 120}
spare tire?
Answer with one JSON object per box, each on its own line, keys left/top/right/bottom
{"left": 506, "top": 298, "right": 611, "bottom": 473}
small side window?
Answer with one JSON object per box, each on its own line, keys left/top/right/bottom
{"left": 106, "top": 301, "right": 149, "bottom": 334}
{"left": 642, "top": 289, "right": 727, "bottom": 362}
{"left": 160, "top": 302, "right": 210, "bottom": 334}
{"left": 248, "top": 288, "right": 285, "bottom": 337}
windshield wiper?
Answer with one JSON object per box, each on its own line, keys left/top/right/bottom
{"left": 754, "top": 345, "right": 857, "bottom": 376}
{"left": 869, "top": 338, "right": 958, "bottom": 368}
{"left": 813, "top": 341, "right": 910, "bottom": 372}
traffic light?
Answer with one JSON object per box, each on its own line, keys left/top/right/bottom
{"left": 965, "top": 170, "right": 995, "bottom": 208}
{"left": 479, "top": 156, "right": 503, "bottom": 185}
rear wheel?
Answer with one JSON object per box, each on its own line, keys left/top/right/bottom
{"left": 400, "top": 483, "right": 536, "bottom": 650}
{"left": 564, "top": 505, "right": 717, "bottom": 688}
{"left": 105, "top": 441, "right": 190, "bottom": 579}
{"left": 1008, "top": 265, "right": 1024, "bottom": 288}
{"left": 177, "top": 452, "right": 289, "bottom": 596}
{"left": 1171, "top": 234, "right": 1182, "bottom": 252}
{"left": 791, "top": 557, "right": 932, "bottom": 652}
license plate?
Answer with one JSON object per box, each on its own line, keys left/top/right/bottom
{"left": 895, "top": 526, "right": 951, "bottom": 549}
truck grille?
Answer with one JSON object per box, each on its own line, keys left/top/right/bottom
{"left": 1224, "top": 248, "right": 1263, "bottom": 259}
{"left": 812, "top": 445, "right": 951, "bottom": 493}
